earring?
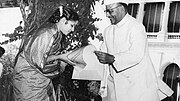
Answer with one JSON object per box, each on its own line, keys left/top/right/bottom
{"left": 56, "top": 19, "right": 59, "bottom": 23}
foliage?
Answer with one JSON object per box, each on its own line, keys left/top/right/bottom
{"left": 0, "top": 0, "right": 103, "bottom": 100}
{"left": 87, "top": 80, "right": 101, "bottom": 97}
{"left": 0, "top": 0, "right": 102, "bottom": 51}
{"left": 66, "top": 0, "right": 100, "bottom": 47}
{"left": 15, "top": 0, "right": 101, "bottom": 52}
{"left": 54, "top": 65, "right": 101, "bottom": 101}
{"left": 2, "top": 0, "right": 19, "bottom": 7}
{"left": 0, "top": 44, "right": 19, "bottom": 101}
{"left": 0, "top": 21, "right": 24, "bottom": 45}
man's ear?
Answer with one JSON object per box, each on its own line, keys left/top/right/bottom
{"left": 61, "top": 17, "right": 68, "bottom": 24}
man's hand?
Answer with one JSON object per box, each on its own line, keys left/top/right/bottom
{"left": 94, "top": 51, "right": 115, "bottom": 64}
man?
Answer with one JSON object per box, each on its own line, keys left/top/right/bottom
{"left": 94, "top": 0, "right": 173, "bottom": 101}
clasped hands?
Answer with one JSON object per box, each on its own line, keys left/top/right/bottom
{"left": 94, "top": 51, "right": 115, "bottom": 64}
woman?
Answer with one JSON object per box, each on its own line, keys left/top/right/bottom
{"left": 13, "top": 6, "right": 79, "bottom": 101}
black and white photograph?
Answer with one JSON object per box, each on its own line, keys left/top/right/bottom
{"left": 0, "top": 0, "right": 179, "bottom": 101}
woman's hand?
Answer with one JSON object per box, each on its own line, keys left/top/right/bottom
{"left": 58, "top": 52, "right": 76, "bottom": 66}
{"left": 47, "top": 51, "right": 76, "bottom": 66}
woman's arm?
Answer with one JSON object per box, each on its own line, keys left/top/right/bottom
{"left": 42, "top": 60, "right": 67, "bottom": 74}
{"left": 28, "top": 29, "right": 63, "bottom": 74}
{"left": 47, "top": 51, "right": 76, "bottom": 66}
{"left": 29, "top": 29, "right": 75, "bottom": 74}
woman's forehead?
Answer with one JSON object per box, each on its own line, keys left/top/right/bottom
{"left": 68, "top": 20, "right": 78, "bottom": 25}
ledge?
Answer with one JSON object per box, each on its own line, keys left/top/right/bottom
{"left": 148, "top": 42, "right": 180, "bottom": 49}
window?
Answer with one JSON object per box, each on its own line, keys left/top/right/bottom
{"left": 128, "top": 3, "right": 139, "bottom": 18}
{"left": 162, "top": 63, "right": 179, "bottom": 101}
{"left": 143, "top": 2, "right": 165, "bottom": 32}
{"left": 168, "top": 1, "right": 180, "bottom": 33}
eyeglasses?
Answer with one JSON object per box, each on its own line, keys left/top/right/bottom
{"left": 104, "top": 5, "right": 122, "bottom": 14}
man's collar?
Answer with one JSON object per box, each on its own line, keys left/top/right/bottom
{"left": 115, "top": 13, "right": 130, "bottom": 27}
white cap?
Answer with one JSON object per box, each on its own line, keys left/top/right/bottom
{"left": 104, "top": 0, "right": 128, "bottom": 5}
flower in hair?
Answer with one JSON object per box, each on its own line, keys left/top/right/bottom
{"left": 59, "top": 6, "right": 63, "bottom": 17}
